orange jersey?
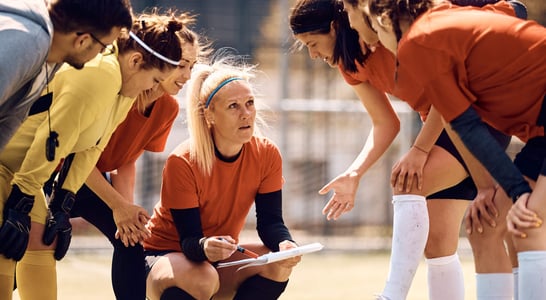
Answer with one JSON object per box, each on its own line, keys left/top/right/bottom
{"left": 395, "top": 3, "right": 546, "bottom": 141}
{"left": 96, "top": 94, "right": 179, "bottom": 172}
{"left": 144, "top": 136, "right": 283, "bottom": 251}
{"left": 339, "top": 43, "right": 396, "bottom": 94}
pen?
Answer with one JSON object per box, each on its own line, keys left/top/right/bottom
{"left": 217, "top": 237, "right": 260, "bottom": 258}
{"left": 235, "top": 245, "right": 260, "bottom": 258}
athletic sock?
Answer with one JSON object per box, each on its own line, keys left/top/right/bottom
{"left": 233, "top": 275, "right": 288, "bottom": 300}
{"left": 382, "top": 194, "right": 429, "bottom": 300}
{"left": 16, "top": 250, "right": 56, "bottom": 300}
{"left": 512, "top": 267, "right": 518, "bottom": 300}
{"left": 426, "top": 254, "right": 464, "bottom": 300}
{"left": 475, "top": 273, "right": 513, "bottom": 299}
{"left": 517, "top": 251, "right": 546, "bottom": 300}
{"left": 0, "top": 255, "right": 16, "bottom": 300}
{"left": 111, "top": 243, "right": 145, "bottom": 300}
{"left": 160, "top": 287, "right": 195, "bottom": 300}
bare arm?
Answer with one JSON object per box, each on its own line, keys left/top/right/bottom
{"left": 85, "top": 166, "right": 150, "bottom": 246}
{"left": 391, "top": 106, "right": 444, "bottom": 192}
{"left": 320, "top": 82, "right": 400, "bottom": 220}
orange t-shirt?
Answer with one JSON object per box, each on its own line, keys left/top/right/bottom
{"left": 394, "top": 3, "right": 546, "bottom": 141}
{"left": 96, "top": 94, "right": 179, "bottom": 172}
{"left": 144, "top": 136, "right": 284, "bottom": 251}
{"left": 338, "top": 43, "right": 396, "bottom": 94}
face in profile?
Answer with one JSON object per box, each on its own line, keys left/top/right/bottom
{"left": 160, "top": 41, "right": 198, "bottom": 96}
{"left": 65, "top": 27, "right": 122, "bottom": 70}
{"left": 295, "top": 27, "right": 337, "bottom": 67}
{"left": 362, "top": 4, "right": 398, "bottom": 54}
{"left": 207, "top": 80, "right": 256, "bottom": 148}
{"left": 121, "top": 67, "right": 173, "bottom": 98}
{"left": 342, "top": 0, "right": 380, "bottom": 50}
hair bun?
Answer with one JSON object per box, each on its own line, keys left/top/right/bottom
{"left": 167, "top": 20, "right": 183, "bottom": 33}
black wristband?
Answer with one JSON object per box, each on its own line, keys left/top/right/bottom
{"left": 181, "top": 236, "right": 208, "bottom": 262}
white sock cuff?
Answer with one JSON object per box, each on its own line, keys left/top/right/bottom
{"left": 476, "top": 273, "right": 513, "bottom": 298}
{"left": 512, "top": 267, "right": 518, "bottom": 275}
{"left": 426, "top": 253, "right": 459, "bottom": 266}
{"left": 392, "top": 194, "right": 426, "bottom": 204}
{"left": 517, "top": 251, "right": 546, "bottom": 265}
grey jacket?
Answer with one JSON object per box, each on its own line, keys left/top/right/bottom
{"left": 0, "top": 0, "right": 53, "bottom": 151}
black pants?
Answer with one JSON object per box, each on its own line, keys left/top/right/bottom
{"left": 71, "top": 183, "right": 146, "bottom": 300}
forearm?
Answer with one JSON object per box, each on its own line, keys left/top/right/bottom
{"left": 255, "top": 191, "right": 294, "bottom": 252}
{"left": 85, "top": 167, "right": 127, "bottom": 210}
{"left": 110, "top": 162, "right": 136, "bottom": 204}
{"left": 347, "top": 125, "right": 399, "bottom": 177}
{"left": 450, "top": 107, "right": 531, "bottom": 200}
{"left": 444, "top": 123, "right": 495, "bottom": 188}
{"left": 412, "top": 106, "right": 443, "bottom": 153}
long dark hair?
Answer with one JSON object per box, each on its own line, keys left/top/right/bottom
{"left": 368, "top": 0, "right": 433, "bottom": 43}
{"left": 289, "top": 0, "right": 368, "bottom": 73}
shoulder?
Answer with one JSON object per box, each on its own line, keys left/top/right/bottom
{"left": 155, "top": 94, "right": 180, "bottom": 117}
{"left": 169, "top": 140, "right": 191, "bottom": 160}
{"left": 247, "top": 136, "right": 282, "bottom": 161}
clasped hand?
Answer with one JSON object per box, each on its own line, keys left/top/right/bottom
{"left": 113, "top": 202, "right": 150, "bottom": 247}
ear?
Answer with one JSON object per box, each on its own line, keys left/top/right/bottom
{"left": 128, "top": 52, "right": 145, "bottom": 70}
{"left": 329, "top": 20, "right": 336, "bottom": 33}
{"left": 204, "top": 109, "right": 215, "bottom": 125}
{"left": 377, "top": 14, "right": 393, "bottom": 30}
{"left": 73, "top": 32, "right": 90, "bottom": 51}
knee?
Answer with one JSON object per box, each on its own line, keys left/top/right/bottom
{"left": 192, "top": 266, "right": 219, "bottom": 299}
{"left": 27, "top": 222, "right": 53, "bottom": 251}
{"left": 424, "top": 230, "right": 458, "bottom": 258}
{"left": 467, "top": 225, "right": 507, "bottom": 246}
{"left": 173, "top": 264, "right": 219, "bottom": 299}
{"left": 261, "top": 262, "right": 295, "bottom": 282}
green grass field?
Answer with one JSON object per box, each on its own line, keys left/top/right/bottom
{"left": 13, "top": 249, "right": 477, "bottom": 300}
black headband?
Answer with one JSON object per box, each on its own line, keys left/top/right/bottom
{"left": 291, "top": 21, "right": 331, "bottom": 35}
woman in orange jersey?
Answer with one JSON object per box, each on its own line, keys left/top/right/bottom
{"left": 66, "top": 12, "right": 207, "bottom": 300}
{"left": 290, "top": 0, "right": 523, "bottom": 299}
{"left": 143, "top": 56, "right": 301, "bottom": 300}
{"left": 363, "top": 0, "right": 545, "bottom": 299}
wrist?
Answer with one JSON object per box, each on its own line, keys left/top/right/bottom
{"left": 6, "top": 185, "right": 35, "bottom": 213}
{"left": 412, "top": 144, "right": 429, "bottom": 154}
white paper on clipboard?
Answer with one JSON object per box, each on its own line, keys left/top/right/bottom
{"left": 217, "top": 242, "right": 324, "bottom": 271}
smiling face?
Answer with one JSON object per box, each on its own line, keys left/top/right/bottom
{"left": 120, "top": 63, "right": 173, "bottom": 98}
{"left": 206, "top": 80, "right": 256, "bottom": 155}
{"left": 294, "top": 26, "right": 338, "bottom": 67}
{"left": 160, "top": 41, "right": 198, "bottom": 96}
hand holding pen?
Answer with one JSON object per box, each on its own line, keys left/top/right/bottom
{"left": 201, "top": 236, "right": 259, "bottom": 262}
{"left": 215, "top": 237, "right": 259, "bottom": 258}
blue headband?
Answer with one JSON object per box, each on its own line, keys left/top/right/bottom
{"left": 205, "top": 77, "right": 243, "bottom": 108}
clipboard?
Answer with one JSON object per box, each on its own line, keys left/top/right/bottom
{"left": 217, "top": 242, "right": 324, "bottom": 271}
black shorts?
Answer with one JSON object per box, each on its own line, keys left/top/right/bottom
{"left": 427, "top": 125, "right": 511, "bottom": 200}
{"left": 144, "top": 250, "right": 175, "bottom": 278}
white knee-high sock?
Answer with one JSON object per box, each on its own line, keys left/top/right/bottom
{"left": 382, "top": 195, "right": 429, "bottom": 300}
{"left": 512, "top": 267, "right": 518, "bottom": 300}
{"left": 476, "top": 273, "right": 513, "bottom": 300}
{"left": 518, "top": 251, "right": 546, "bottom": 300}
{"left": 426, "top": 254, "right": 464, "bottom": 300}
